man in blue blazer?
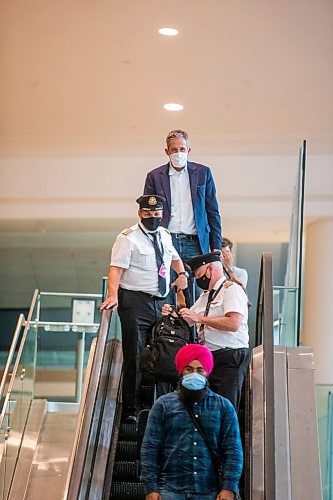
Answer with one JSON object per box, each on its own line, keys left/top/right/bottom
{"left": 143, "top": 130, "right": 222, "bottom": 265}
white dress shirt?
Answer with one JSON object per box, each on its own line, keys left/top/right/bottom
{"left": 167, "top": 164, "right": 196, "bottom": 235}
{"left": 110, "top": 223, "right": 180, "bottom": 297}
{"left": 191, "top": 277, "right": 249, "bottom": 349}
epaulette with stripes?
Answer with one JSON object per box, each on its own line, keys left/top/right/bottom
{"left": 224, "top": 280, "right": 234, "bottom": 288}
{"left": 121, "top": 228, "right": 133, "bottom": 236}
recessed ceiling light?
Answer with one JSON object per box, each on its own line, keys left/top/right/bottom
{"left": 158, "top": 27, "right": 179, "bottom": 36}
{"left": 163, "top": 103, "right": 184, "bottom": 111}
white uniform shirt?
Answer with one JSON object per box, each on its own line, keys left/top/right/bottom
{"left": 110, "top": 223, "right": 180, "bottom": 297}
{"left": 191, "top": 276, "right": 249, "bottom": 350}
{"left": 231, "top": 266, "right": 248, "bottom": 288}
{"left": 167, "top": 164, "right": 197, "bottom": 235}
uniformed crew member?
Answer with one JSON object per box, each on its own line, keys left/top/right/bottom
{"left": 162, "top": 251, "right": 249, "bottom": 411}
{"left": 101, "top": 195, "right": 188, "bottom": 422}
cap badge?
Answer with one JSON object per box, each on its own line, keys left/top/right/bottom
{"left": 148, "top": 196, "right": 157, "bottom": 206}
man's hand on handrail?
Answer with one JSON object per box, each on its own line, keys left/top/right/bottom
{"left": 100, "top": 296, "right": 118, "bottom": 311}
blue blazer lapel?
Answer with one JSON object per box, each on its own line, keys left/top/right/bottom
{"left": 188, "top": 162, "right": 198, "bottom": 207}
{"left": 160, "top": 164, "right": 171, "bottom": 211}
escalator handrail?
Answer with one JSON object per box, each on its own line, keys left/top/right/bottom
{"left": 255, "top": 253, "right": 276, "bottom": 499}
{"left": 66, "top": 309, "right": 112, "bottom": 500}
{"left": 0, "top": 289, "right": 39, "bottom": 427}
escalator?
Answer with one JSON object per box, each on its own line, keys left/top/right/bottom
{"left": 110, "top": 375, "right": 159, "bottom": 499}
{"left": 0, "top": 254, "right": 323, "bottom": 499}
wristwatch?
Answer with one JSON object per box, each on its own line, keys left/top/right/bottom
{"left": 178, "top": 271, "right": 189, "bottom": 278}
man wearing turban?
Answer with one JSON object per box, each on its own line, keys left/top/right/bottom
{"left": 141, "top": 344, "right": 243, "bottom": 500}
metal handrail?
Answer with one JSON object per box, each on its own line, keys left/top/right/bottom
{"left": 27, "top": 321, "right": 100, "bottom": 329}
{"left": 39, "top": 292, "right": 102, "bottom": 298}
{"left": 273, "top": 286, "right": 298, "bottom": 291}
{"left": 296, "top": 140, "right": 306, "bottom": 345}
{"left": 255, "top": 253, "right": 276, "bottom": 499}
{"left": 0, "top": 289, "right": 39, "bottom": 427}
{"left": 0, "top": 314, "right": 25, "bottom": 399}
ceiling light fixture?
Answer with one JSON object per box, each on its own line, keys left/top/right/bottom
{"left": 158, "top": 27, "right": 179, "bottom": 36}
{"left": 163, "top": 103, "right": 184, "bottom": 111}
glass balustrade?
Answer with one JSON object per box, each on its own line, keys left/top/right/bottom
{"left": 272, "top": 286, "right": 298, "bottom": 346}
{"left": 270, "top": 143, "right": 306, "bottom": 349}
{"left": 29, "top": 291, "right": 120, "bottom": 402}
{"left": 0, "top": 287, "right": 121, "bottom": 498}
{"left": 0, "top": 296, "right": 38, "bottom": 499}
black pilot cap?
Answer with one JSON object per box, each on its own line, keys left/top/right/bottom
{"left": 136, "top": 195, "right": 166, "bottom": 211}
{"left": 187, "top": 251, "right": 222, "bottom": 272}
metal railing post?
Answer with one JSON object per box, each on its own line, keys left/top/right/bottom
{"left": 75, "top": 332, "right": 85, "bottom": 403}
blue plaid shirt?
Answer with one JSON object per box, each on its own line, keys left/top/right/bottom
{"left": 141, "top": 389, "right": 243, "bottom": 495}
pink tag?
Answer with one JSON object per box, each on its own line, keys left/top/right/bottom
{"left": 159, "top": 264, "right": 167, "bottom": 278}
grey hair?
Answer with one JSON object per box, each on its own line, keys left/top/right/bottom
{"left": 166, "top": 129, "right": 189, "bottom": 148}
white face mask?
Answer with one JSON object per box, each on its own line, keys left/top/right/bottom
{"left": 169, "top": 152, "right": 188, "bottom": 168}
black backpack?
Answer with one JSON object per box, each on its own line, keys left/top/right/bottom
{"left": 139, "top": 314, "right": 192, "bottom": 383}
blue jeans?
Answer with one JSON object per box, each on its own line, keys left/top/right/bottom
{"left": 170, "top": 235, "right": 202, "bottom": 305}
{"left": 159, "top": 489, "right": 218, "bottom": 499}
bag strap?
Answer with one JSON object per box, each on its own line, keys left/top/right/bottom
{"left": 179, "top": 396, "right": 240, "bottom": 499}
{"left": 180, "top": 396, "right": 221, "bottom": 472}
{"left": 197, "top": 282, "right": 224, "bottom": 343}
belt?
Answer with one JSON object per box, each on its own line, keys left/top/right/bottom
{"left": 170, "top": 233, "right": 198, "bottom": 240}
{"left": 213, "top": 347, "right": 249, "bottom": 352}
{"left": 120, "top": 288, "right": 166, "bottom": 300}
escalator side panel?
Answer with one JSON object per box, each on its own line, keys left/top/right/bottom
{"left": 67, "top": 310, "right": 111, "bottom": 500}
{"left": 287, "top": 347, "right": 322, "bottom": 499}
{"left": 0, "top": 399, "right": 32, "bottom": 499}
{"left": 78, "top": 341, "right": 115, "bottom": 499}
{"left": 274, "top": 346, "right": 291, "bottom": 500}
{"left": 250, "top": 346, "right": 322, "bottom": 500}
{"left": 251, "top": 346, "right": 264, "bottom": 500}
{"left": 8, "top": 399, "right": 46, "bottom": 500}
{"left": 89, "top": 340, "right": 122, "bottom": 499}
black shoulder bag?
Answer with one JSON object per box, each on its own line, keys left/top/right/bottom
{"left": 181, "top": 398, "right": 241, "bottom": 499}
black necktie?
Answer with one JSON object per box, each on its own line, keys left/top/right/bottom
{"left": 150, "top": 232, "right": 167, "bottom": 296}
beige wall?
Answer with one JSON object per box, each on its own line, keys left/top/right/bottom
{"left": 302, "top": 218, "right": 333, "bottom": 384}
{"left": 1, "top": 152, "right": 332, "bottom": 242}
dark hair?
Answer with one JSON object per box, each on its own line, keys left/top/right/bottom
{"left": 222, "top": 237, "right": 233, "bottom": 250}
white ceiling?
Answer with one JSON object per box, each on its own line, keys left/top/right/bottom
{"left": 0, "top": 0, "right": 332, "bottom": 156}
{"left": 0, "top": 0, "right": 333, "bottom": 308}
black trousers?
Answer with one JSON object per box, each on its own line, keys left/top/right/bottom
{"left": 209, "top": 347, "right": 250, "bottom": 411}
{"left": 117, "top": 288, "right": 168, "bottom": 414}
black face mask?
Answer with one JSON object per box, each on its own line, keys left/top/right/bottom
{"left": 141, "top": 217, "right": 162, "bottom": 232}
{"left": 196, "top": 270, "right": 211, "bottom": 290}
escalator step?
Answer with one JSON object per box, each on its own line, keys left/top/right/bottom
{"left": 140, "top": 403, "right": 151, "bottom": 411}
{"left": 140, "top": 384, "right": 154, "bottom": 404}
{"left": 110, "top": 481, "right": 145, "bottom": 499}
{"left": 115, "top": 441, "right": 137, "bottom": 461}
{"left": 113, "top": 461, "right": 140, "bottom": 481}
{"left": 119, "top": 422, "right": 137, "bottom": 441}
